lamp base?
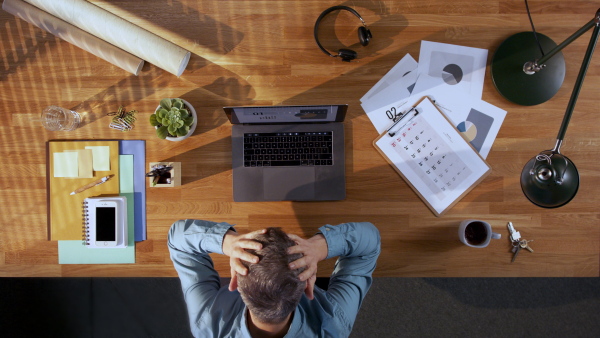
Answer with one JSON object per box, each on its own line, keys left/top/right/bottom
{"left": 520, "top": 151, "right": 579, "bottom": 208}
{"left": 491, "top": 32, "right": 566, "bottom": 106}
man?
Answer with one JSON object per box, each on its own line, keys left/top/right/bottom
{"left": 168, "top": 220, "right": 380, "bottom": 337}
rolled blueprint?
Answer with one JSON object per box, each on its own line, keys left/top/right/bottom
{"left": 3, "top": 0, "right": 144, "bottom": 75}
{"left": 23, "top": 0, "right": 191, "bottom": 77}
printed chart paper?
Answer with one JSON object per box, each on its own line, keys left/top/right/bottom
{"left": 412, "top": 41, "right": 488, "bottom": 99}
{"left": 362, "top": 41, "right": 505, "bottom": 159}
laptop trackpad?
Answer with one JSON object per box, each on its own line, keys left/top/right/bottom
{"left": 263, "top": 167, "right": 315, "bottom": 201}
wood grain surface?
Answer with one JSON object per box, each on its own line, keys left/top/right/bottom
{"left": 0, "top": 0, "right": 598, "bottom": 277}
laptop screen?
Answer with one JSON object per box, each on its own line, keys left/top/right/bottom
{"left": 224, "top": 105, "right": 347, "bottom": 124}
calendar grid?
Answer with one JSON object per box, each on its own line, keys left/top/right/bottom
{"left": 390, "top": 116, "right": 473, "bottom": 201}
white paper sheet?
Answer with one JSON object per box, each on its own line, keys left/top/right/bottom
{"left": 361, "top": 54, "right": 418, "bottom": 103}
{"left": 366, "top": 95, "right": 416, "bottom": 135}
{"left": 361, "top": 69, "right": 418, "bottom": 114}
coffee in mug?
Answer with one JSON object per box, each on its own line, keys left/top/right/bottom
{"left": 459, "top": 220, "right": 501, "bottom": 248}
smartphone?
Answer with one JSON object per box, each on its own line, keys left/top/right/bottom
{"left": 95, "top": 200, "right": 118, "bottom": 247}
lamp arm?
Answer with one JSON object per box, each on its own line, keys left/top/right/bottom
{"left": 537, "top": 19, "right": 597, "bottom": 66}
{"left": 524, "top": 10, "right": 600, "bottom": 74}
{"left": 554, "top": 20, "right": 600, "bottom": 149}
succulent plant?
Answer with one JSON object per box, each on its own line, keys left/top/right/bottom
{"left": 149, "top": 98, "right": 194, "bottom": 139}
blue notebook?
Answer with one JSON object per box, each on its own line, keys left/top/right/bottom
{"left": 119, "top": 140, "right": 146, "bottom": 241}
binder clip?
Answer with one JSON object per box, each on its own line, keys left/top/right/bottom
{"left": 108, "top": 106, "right": 137, "bottom": 131}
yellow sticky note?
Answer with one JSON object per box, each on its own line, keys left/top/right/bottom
{"left": 85, "top": 146, "right": 111, "bottom": 171}
{"left": 54, "top": 152, "right": 79, "bottom": 178}
{"left": 64, "top": 149, "right": 93, "bottom": 178}
{"left": 77, "top": 149, "right": 94, "bottom": 178}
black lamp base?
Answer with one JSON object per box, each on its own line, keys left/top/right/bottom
{"left": 491, "top": 32, "right": 566, "bottom": 106}
{"left": 520, "top": 151, "right": 580, "bottom": 208}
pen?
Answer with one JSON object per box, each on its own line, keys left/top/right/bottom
{"left": 387, "top": 108, "right": 420, "bottom": 137}
{"left": 70, "top": 174, "right": 114, "bottom": 195}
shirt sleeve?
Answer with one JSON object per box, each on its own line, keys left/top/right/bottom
{"left": 167, "top": 219, "right": 234, "bottom": 329}
{"left": 318, "top": 222, "right": 381, "bottom": 330}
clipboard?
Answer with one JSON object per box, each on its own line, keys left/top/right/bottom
{"left": 373, "top": 97, "right": 491, "bottom": 216}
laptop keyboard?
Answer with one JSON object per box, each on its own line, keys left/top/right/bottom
{"left": 243, "top": 132, "right": 333, "bottom": 167}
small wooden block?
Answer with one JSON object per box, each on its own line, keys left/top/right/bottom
{"left": 148, "top": 162, "right": 181, "bottom": 187}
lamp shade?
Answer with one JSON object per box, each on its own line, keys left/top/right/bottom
{"left": 520, "top": 151, "right": 580, "bottom": 208}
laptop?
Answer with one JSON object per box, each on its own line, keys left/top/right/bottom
{"left": 224, "top": 105, "right": 348, "bottom": 202}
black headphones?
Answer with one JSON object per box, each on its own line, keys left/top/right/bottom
{"left": 314, "top": 6, "right": 372, "bottom": 62}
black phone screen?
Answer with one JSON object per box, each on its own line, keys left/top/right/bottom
{"left": 96, "top": 207, "right": 116, "bottom": 241}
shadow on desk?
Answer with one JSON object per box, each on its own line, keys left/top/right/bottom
{"left": 159, "top": 135, "right": 231, "bottom": 186}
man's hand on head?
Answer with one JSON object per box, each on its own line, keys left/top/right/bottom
{"left": 287, "top": 234, "right": 328, "bottom": 281}
{"left": 222, "top": 228, "right": 266, "bottom": 291}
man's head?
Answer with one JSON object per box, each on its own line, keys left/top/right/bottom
{"left": 237, "top": 227, "right": 305, "bottom": 324}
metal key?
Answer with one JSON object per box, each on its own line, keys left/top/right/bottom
{"left": 507, "top": 222, "right": 521, "bottom": 242}
{"left": 511, "top": 244, "right": 522, "bottom": 262}
{"left": 520, "top": 239, "right": 534, "bottom": 253}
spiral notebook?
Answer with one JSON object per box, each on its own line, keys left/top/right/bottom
{"left": 82, "top": 196, "right": 128, "bottom": 248}
{"left": 374, "top": 97, "right": 491, "bottom": 216}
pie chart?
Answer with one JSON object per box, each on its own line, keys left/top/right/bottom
{"left": 457, "top": 121, "right": 477, "bottom": 142}
{"left": 442, "top": 64, "right": 463, "bottom": 85}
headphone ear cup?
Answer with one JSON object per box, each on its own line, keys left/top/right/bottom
{"left": 338, "top": 49, "right": 357, "bottom": 62}
{"left": 358, "top": 26, "right": 372, "bottom": 46}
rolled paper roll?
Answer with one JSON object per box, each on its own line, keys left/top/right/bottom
{"left": 23, "top": 0, "right": 191, "bottom": 76}
{"left": 2, "top": 0, "right": 144, "bottom": 75}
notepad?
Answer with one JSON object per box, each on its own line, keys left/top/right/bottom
{"left": 374, "top": 97, "right": 491, "bottom": 216}
{"left": 82, "top": 196, "right": 128, "bottom": 248}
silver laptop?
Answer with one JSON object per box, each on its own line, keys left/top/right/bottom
{"left": 224, "top": 105, "right": 348, "bottom": 202}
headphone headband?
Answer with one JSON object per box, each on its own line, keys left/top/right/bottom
{"left": 317, "top": 5, "right": 366, "bottom": 26}
{"left": 314, "top": 6, "right": 371, "bottom": 62}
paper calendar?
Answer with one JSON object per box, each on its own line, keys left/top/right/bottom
{"left": 374, "top": 97, "right": 491, "bottom": 216}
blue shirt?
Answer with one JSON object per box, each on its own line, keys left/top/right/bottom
{"left": 168, "top": 220, "right": 380, "bottom": 338}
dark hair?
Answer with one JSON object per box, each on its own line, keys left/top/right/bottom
{"left": 237, "top": 227, "right": 305, "bottom": 324}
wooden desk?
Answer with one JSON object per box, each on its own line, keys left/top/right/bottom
{"left": 0, "top": 0, "right": 598, "bottom": 277}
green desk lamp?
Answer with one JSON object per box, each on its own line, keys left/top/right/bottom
{"left": 491, "top": 8, "right": 600, "bottom": 208}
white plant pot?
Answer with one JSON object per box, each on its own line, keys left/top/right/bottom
{"left": 154, "top": 99, "right": 197, "bottom": 141}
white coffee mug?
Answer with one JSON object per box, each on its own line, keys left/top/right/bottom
{"left": 458, "top": 220, "right": 501, "bottom": 248}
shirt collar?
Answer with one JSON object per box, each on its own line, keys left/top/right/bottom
{"left": 242, "top": 307, "right": 300, "bottom": 338}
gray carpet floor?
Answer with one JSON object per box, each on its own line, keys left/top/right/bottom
{"left": 1, "top": 277, "right": 598, "bottom": 337}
